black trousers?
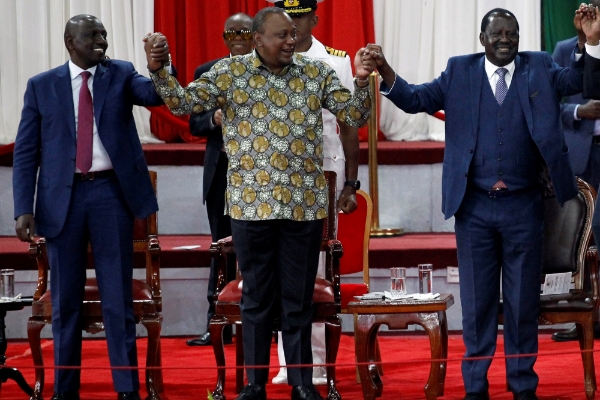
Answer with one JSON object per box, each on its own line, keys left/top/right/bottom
{"left": 231, "top": 218, "right": 323, "bottom": 386}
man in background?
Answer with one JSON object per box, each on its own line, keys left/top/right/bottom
{"left": 13, "top": 14, "right": 170, "bottom": 400}
{"left": 186, "top": 12, "right": 254, "bottom": 348}
{"left": 551, "top": 0, "right": 600, "bottom": 343}
{"left": 270, "top": 0, "right": 359, "bottom": 386}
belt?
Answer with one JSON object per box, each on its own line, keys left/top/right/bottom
{"left": 471, "top": 185, "right": 531, "bottom": 198}
{"left": 74, "top": 169, "right": 116, "bottom": 180}
{"left": 593, "top": 136, "right": 600, "bottom": 145}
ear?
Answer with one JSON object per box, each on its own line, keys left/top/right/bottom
{"left": 312, "top": 14, "right": 319, "bottom": 29}
{"left": 479, "top": 32, "right": 485, "bottom": 46}
{"left": 65, "top": 35, "right": 74, "bottom": 51}
{"left": 253, "top": 32, "right": 262, "bottom": 47}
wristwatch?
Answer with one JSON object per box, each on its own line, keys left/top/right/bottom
{"left": 344, "top": 180, "right": 361, "bottom": 190}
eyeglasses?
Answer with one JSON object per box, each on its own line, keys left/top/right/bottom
{"left": 223, "top": 29, "right": 252, "bottom": 41}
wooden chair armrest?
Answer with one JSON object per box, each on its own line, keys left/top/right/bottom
{"left": 209, "top": 236, "right": 236, "bottom": 300}
{"left": 146, "top": 235, "right": 162, "bottom": 312}
{"left": 325, "top": 239, "right": 343, "bottom": 306}
{"left": 28, "top": 238, "right": 49, "bottom": 301}
{"left": 587, "top": 245, "right": 599, "bottom": 308}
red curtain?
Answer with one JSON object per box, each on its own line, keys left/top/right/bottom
{"left": 151, "top": 0, "right": 376, "bottom": 142}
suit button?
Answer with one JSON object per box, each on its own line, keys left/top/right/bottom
{"left": 498, "top": 158, "right": 503, "bottom": 161}
{"left": 464, "top": 173, "right": 468, "bottom": 177}
{"left": 499, "top": 172, "right": 503, "bottom": 176}
{"left": 67, "top": 185, "right": 72, "bottom": 189}
{"left": 499, "top": 142, "right": 503, "bottom": 145}
{"left": 469, "top": 149, "right": 474, "bottom": 154}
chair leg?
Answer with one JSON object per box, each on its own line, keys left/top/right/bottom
{"left": 576, "top": 320, "right": 597, "bottom": 399}
{"left": 209, "top": 319, "right": 227, "bottom": 400}
{"left": 235, "top": 325, "right": 244, "bottom": 393}
{"left": 27, "top": 319, "right": 45, "bottom": 400}
{"left": 325, "top": 316, "right": 342, "bottom": 400}
{"left": 141, "top": 316, "right": 163, "bottom": 400}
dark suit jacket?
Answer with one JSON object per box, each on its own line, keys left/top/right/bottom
{"left": 13, "top": 60, "right": 163, "bottom": 238}
{"left": 553, "top": 37, "right": 595, "bottom": 176}
{"left": 189, "top": 56, "right": 227, "bottom": 203}
{"left": 383, "top": 51, "right": 581, "bottom": 219}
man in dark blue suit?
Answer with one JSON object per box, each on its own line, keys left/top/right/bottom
{"left": 551, "top": 0, "right": 600, "bottom": 342}
{"left": 186, "top": 12, "right": 253, "bottom": 347}
{"left": 12, "top": 15, "right": 170, "bottom": 400}
{"left": 361, "top": 7, "right": 600, "bottom": 400}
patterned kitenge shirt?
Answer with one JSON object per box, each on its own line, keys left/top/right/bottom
{"left": 150, "top": 50, "right": 371, "bottom": 221}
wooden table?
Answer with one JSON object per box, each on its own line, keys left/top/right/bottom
{"left": 0, "top": 297, "right": 34, "bottom": 396}
{"left": 347, "top": 293, "right": 454, "bottom": 400}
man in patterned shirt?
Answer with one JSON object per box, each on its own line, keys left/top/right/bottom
{"left": 144, "top": 7, "right": 372, "bottom": 400}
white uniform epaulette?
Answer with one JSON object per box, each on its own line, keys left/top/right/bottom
{"left": 325, "top": 46, "right": 347, "bottom": 58}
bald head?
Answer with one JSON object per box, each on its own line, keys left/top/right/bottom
{"left": 64, "top": 14, "right": 108, "bottom": 69}
{"left": 225, "top": 13, "right": 253, "bottom": 30}
{"left": 223, "top": 12, "right": 253, "bottom": 56}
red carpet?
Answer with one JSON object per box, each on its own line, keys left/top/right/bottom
{"left": 0, "top": 333, "right": 594, "bottom": 400}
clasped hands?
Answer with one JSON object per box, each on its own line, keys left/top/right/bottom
{"left": 143, "top": 32, "right": 170, "bottom": 71}
{"left": 575, "top": 3, "right": 600, "bottom": 45}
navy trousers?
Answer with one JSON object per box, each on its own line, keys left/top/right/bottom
{"left": 231, "top": 218, "right": 323, "bottom": 387}
{"left": 45, "top": 175, "right": 138, "bottom": 393}
{"left": 454, "top": 188, "right": 543, "bottom": 394}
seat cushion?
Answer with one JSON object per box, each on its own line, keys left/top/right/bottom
{"left": 340, "top": 283, "right": 368, "bottom": 310}
{"left": 217, "top": 278, "right": 334, "bottom": 303}
{"left": 38, "top": 277, "right": 153, "bottom": 302}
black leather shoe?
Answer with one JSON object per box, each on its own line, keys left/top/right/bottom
{"left": 463, "top": 393, "right": 489, "bottom": 400}
{"left": 50, "top": 392, "right": 80, "bottom": 400}
{"left": 235, "top": 384, "right": 266, "bottom": 400}
{"left": 551, "top": 324, "right": 600, "bottom": 342}
{"left": 291, "top": 385, "right": 324, "bottom": 400}
{"left": 117, "top": 392, "right": 141, "bottom": 400}
{"left": 513, "top": 389, "right": 538, "bottom": 400}
{"left": 187, "top": 332, "right": 211, "bottom": 346}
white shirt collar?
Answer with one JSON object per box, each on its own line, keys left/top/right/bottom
{"left": 484, "top": 57, "right": 515, "bottom": 80}
{"left": 68, "top": 60, "right": 97, "bottom": 81}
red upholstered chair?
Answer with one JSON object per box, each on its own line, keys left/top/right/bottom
{"left": 338, "top": 189, "right": 372, "bottom": 312}
{"left": 26, "top": 170, "right": 164, "bottom": 400}
{"left": 208, "top": 171, "right": 342, "bottom": 400}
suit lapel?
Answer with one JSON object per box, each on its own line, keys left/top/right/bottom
{"left": 470, "top": 57, "right": 484, "bottom": 141}
{"left": 515, "top": 55, "right": 534, "bottom": 133}
{"left": 92, "top": 62, "right": 110, "bottom": 128}
{"left": 54, "top": 62, "right": 76, "bottom": 139}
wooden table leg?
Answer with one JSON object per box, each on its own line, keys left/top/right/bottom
{"left": 419, "top": 311, "right": 443, "bottom": 400}
{"left": 354, "top": 314, "right": 383, "bottom": 400}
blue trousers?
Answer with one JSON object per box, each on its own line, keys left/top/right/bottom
{"left": 454, "top": 188, "right": 543, "bottom": 394}
{"left": 45, "top": 175, "right": 138, "bottom": 393}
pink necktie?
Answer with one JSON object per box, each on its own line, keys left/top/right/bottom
{"left": 76, "top": 71, "right": 93, "bottom": 174}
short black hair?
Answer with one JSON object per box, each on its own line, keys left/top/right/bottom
{"left": 252, "top": 7, "right": 289, "bottom": 34}
{"left": 64, "top": 14, "right": 98, "bottom": 39}
{"left": 480, "top": 8, "right": 519, "bottom": 33}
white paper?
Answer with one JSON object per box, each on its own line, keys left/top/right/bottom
{"left": 383, "top": 291, "right": 440, "bottom": 300}
{"left": 172, "top": 245, "right": 201, "bottom": 250}
{"left": 541, "top": 272, "right": 571, "bottom": 295}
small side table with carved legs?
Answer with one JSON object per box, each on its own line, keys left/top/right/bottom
{"left": 347, "top": 294, "right": 454, "bottom": 400}
{"left": 0, "top": 297, "right": 34, "bottom": 397}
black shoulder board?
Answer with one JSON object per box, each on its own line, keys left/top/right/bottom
{"left": 325, "top": 46, "right": 347, "bottom": 58}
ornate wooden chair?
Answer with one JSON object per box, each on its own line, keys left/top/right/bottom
{"left": 208, "top": 171, "right": 342, "bottom": 400}
{"left": 499, "top": 177, "right": 598, "bottom": 399}
{"left": 26, "top": 170, "right": 164, "bottom": 400}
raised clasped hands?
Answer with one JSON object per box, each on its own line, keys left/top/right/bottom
{"left": 577, "top": 3, "right": 600, "bottom": 45}
{"left": 143, "top": 32, "right": 170, "bottom": 71}
{"left": 355, "top": 43, "right": 384, "bottom": 81}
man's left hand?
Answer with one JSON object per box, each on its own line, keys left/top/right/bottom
{"left": 337, "top": 187, "right": 358, "bottom": 214}
{"left": 143, "top": 32, "right": 170, "bottom": 71}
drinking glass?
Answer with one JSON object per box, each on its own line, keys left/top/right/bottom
{"left": 418, "top": 264, "right": 433, "bottom": 294}
{"left": 390, "top": 267, "right": 407, "bottom": 296}
{"left": 0, "top": 269, "right": 15, "bottom": 300}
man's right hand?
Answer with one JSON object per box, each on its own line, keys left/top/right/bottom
{"left": 15, "top": 214, "right": 35, "bottom": 243}
{"left": 577, "top": 100, "right": 600, "bottom": 119}
{"left": 143, "top": 32, "right": 169, "bottom": 72}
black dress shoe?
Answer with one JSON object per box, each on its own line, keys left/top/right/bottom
{"left": 235, "top": 384, "right": 266, "bottom": 400}
{"left": 187, "top": 332, "right": 211, "bottom": 346}
{"left": 291, "top": 385, "right": 324, "bottom": 400}
{"left": 551, "top": 323, "right": 600, "bottom": 342}
{"left": 513, "top": 389, "right": 538, "bottom": 400}
{"left": 462, "top": 392, "right": 490, "bottom": 400}
{"left": 50, "top": 392, "right": 80, "bottom": 400}
{"left": 117, "top": 392, "right": 141, "bottom": 400}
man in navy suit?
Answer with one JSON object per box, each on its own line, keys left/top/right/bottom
{"left": 551, "top": 0, "right": 600, "bottom": 342}
{"left": 12, "top": 15, "right": 170, "bottom": 400}
{"left": 186, "top": 12, "right": 253, "bottom": 347}
{"left": 361, "top": 7, "right": 600, "bottom": 400}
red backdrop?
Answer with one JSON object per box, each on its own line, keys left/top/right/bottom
{"left": 150, "top": 0, "right": 376, "bottom": 142}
